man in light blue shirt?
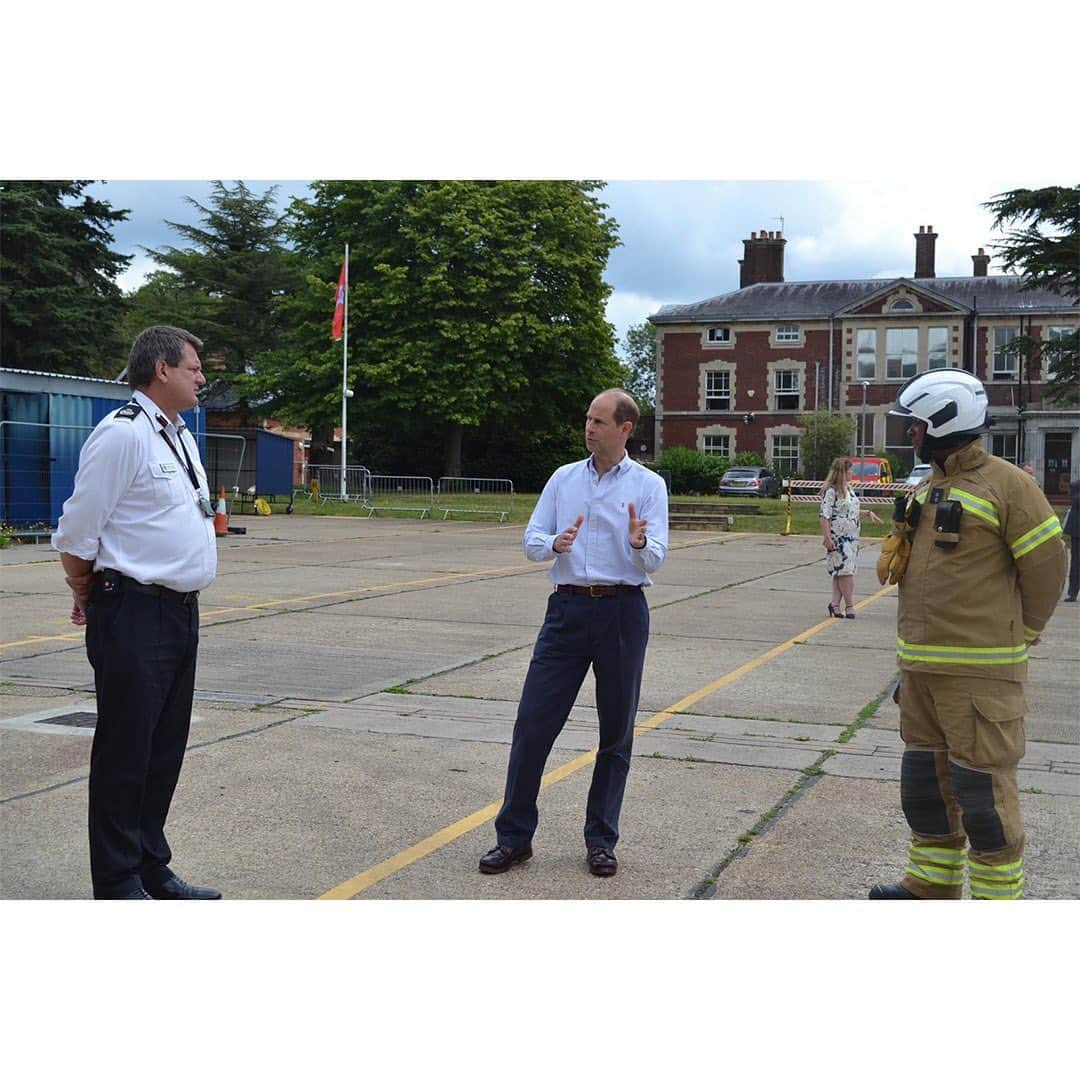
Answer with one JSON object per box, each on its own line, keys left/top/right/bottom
{"left": 479, "top": 389, "right": 668, "bottom": 879}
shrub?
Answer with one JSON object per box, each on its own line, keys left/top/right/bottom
{"left": 655, "top": 446, "right": 729, "bottom": 494}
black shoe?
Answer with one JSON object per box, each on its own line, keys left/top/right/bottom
{"left": 143, "top": 874, "right": 222, "bottom": 900}
{"left": 1065, "top": 596, "right": 1077, "bottom": 602}
{"left": 868, "top": 882, "right": 919, "bottom": 899}
{"left": 478, "top": 844, "right": 533, "bottom": 875}
{"left": 827, "top": 603, "right": 843, "bottom": 618}
{"left": 109, "top": 886, "right": 153, "bottom": 899}
{"left": 845, "top": 611, "right": 856, "bottom": 619}
{"left": 586, "top": 846, "right": 618, "bottom": 877}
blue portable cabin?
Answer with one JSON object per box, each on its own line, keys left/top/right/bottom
{"left": 0, "top": 368, "right": 203, "bottom": 527}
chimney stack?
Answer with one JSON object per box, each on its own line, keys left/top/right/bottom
{"left": 739, "top": 229, "right": 786, "bottom": 288}
{"left": 972, "top": 247, "right": 990, "bottom": 277}
{"left": 914, "top": 224, "right": 938, "bottom": 278}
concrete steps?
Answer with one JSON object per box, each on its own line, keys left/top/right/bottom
{"left": 668, "top": 500, "right": 766, "bottom": 531}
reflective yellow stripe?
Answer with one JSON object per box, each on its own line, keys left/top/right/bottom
{"left": 914, "top": 487, "right": 931, "bottom": 505}
{"left": 897, "top": 638, "right": 1028, "bottom": 665}
{"left": 970, "top": 854, "right": 1024, "bottom": 899}
{"left": 911, "top": 846, "right": 966, "bottom": 863}
{"left": 948, "top": 487, "right": 1000, "bottom": 528}
{"left": 1024, "top": 626, "right": 1039, "bottom": 642}
{"left": 1011, "top": 515, "right": 1063, "bottom": 558}
{"left": 907, "top": 843, "right": 966, "bottom": 885}
{"left": 970, "top": 878, "right": 1024, "bottom": 900}
{"left": 906, "top": 863, "right": 965, "bottom": 885}
{"left": 969, "top": 859, "right": 1024, "bottom": 878}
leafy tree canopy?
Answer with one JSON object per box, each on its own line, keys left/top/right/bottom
{"left": 984, "top": 184, "right": 1079, "bottom": 405}
{"left": 0, "top": 180, "right": 130, "bottom": 376}
{"left": 249, "top": 180, "right": 622, "bottom": 476}
{"left": 619, "top": 321, "right": 656, "bottom": 412}
{"left": 799, "top": 410, "right": 857, "bottom": 481}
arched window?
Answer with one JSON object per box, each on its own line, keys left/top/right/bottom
{"left": 890, "top": 299, "right": 914, "bottom": 311}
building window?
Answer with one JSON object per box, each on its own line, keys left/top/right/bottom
{"left": 705, "top": 370, "right": 731, "bottom": 410}
{"left": 885, "top": 413, "right": 915, "bottom": 474}
{"left": 774, "top": 370, "right": 799, "bottom": 410}
{"left": 775, "top": 324, "right": 800, "bottom": 343}
{"left": 770, "top": 434, "right": 799, "bottom": 475}
{"left": 890, "top": 299, "right": 915, "bottom": 311}
{"left": 1046, "top": 327, "right": 1073, "bottom": 381}
{"left": 704, "top": 434, "right": 730, "bottom": 457}
{"left": 706, "top": 326, "right": 731, "bottom": 344}
{"left": 927, "top": 327, "right": 948, "bottom": 370}
{"left": 886, "top": 328, "right": 918, "bottom": 379}
{"left": 992, "top": 433, "right": 1018, "bottom": 463}
{"left": 993, "top": 327, "right": 1018, "bottom": 380}
{"left": 856, "top": 329, "right": 877, "bottom": 380}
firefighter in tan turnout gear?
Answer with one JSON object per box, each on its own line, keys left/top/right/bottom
{"left": 871, "top": 370, "right": 1066, "bottom": 900}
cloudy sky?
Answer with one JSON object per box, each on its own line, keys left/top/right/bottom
{"left": 87, "top": 176, "right": 1048, "bottom": 355}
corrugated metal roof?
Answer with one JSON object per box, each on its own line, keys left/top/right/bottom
{"left": 0, "top": 366, "right": 127, "bottom": 384}
{"left": 650, "top": 276, "right": 1078, "bottom": 323}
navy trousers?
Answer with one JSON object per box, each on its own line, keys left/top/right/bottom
{"left": 495, "top": 588, "right": 650, "bottom": 850}
{"left": 85, "top": 577, "right": 199, "bottom": 898}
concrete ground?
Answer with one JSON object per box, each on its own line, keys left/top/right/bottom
{"left": 1, "top": 514, "right": 1077, "bottom": 900}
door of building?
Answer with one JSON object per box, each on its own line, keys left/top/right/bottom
{"left": 1043, "top": 433, "right": 1073, "bottom": 497}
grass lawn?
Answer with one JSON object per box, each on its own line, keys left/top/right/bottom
{"left": 278, "top": 487, "right": 895, "bottom": 538}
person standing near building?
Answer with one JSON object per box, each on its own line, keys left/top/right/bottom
{"left": 819, "top": 456, "right": 882, "bottom": 618}
{"left": 871, "top": 370, "right": 1065, "bottom": 900}
{"left": 479, "top": 389, "right": 668, "bottom": 879}
{"left": 52, "top": 326, "right": 221, "bottom": 900}
{"left": 1063, "top": 479, "right": 1080, "bottom": 602}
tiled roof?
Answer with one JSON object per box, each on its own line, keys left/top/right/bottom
{"left": 649, "top": 276, "right": 1078, "bottom": 323}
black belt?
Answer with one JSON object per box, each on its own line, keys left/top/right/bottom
{"left": 556, "top": 583, "right": 642, "bottom": 597}
{"left": 96, "top": 570, "right": 199, "bottom": 605}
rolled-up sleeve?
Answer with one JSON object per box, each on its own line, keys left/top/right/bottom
{"left": 52, "top": 423, "right": 140, "bottom": 561}
{"left": 630, "top": 475, "right": 669, "bottom": 574}
{"left": 523, "top": 473, "right": 559, "bottom": 561}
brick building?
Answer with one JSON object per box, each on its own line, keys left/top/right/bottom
{"left": 649, "top": 227, "right": 1080, "bottom": 497}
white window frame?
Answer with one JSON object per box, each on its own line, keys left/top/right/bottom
{"left": 770, "top": 433, "right": 800, "bottom": 475}
{"left": 774, "top": 324, "right": 801, "bottom": 344}
{"left": 856, "top": 328, "right": 877, "bottom": 380}
{"left": 927, "top": 326, "right": 948, "bottom": 370}
{"left": 1046, "top": 327, "right": 1072, "bottom": 382}
{"left": 993, "top": 327, "right": 1018, "bottom": 380}
{"left": 705, "top": 326, "right": 732, "bottom": 346}
{"left": 703, "top": 433, "right": 731, "bottom": 458}
{"left": 705, "top": 369, "right": 731, "bottom": 411}
{"left": 774, "top": 369, "right": 799, "bottom": 410}
{"left": 886, "top": 327, "right": 918, "bottom": 380}
{"left": 890, "top": 299, "right": 915, "bottom": 311}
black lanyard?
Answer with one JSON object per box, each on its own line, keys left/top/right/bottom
{"left": 134, "top": 401, "right": 201, "bottom": 491}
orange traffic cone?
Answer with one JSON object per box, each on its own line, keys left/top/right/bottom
{"left": 214, "top": 487, "right": 228, "bottom": 537}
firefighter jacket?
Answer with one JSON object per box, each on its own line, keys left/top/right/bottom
{"left": 897, "top": 441, "right": 1066, "bottom": 682}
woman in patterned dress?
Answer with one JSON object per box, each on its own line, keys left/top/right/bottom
{"left": 819, "top": 457, "right": 882, "bottom": 618}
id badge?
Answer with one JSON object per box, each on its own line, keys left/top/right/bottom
{"left": 197, "top": 494, "right": 215, "bottom": 518}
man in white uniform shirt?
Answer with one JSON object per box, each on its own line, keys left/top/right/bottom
{"left": 480, "top": 389, "right": 668, "bottom": 878}
{"left": 52, "top": 326, "right": 221, "bottom": 899}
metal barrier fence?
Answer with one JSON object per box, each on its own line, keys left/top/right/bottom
{"left": 782, "top": 478, "right": 916, "bottom": 505}
{"left": 365, "top": 475, "right": 436, "bottom": 518}
{"left": 0, "top": 419, "right": 246, "bottom": 527}
{"left": 436, "top": 477, "right": 514, "bottom": 522}
{"left": 302, "top": 464, "right": 372, "bottom": 504}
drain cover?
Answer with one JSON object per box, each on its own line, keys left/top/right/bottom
{"left": 35, "top": 711, "right": 98, "bottom": 729}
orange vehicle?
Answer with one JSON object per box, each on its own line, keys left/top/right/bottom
{"left": 849, "top": 456, "right": 895, "bottom": 483}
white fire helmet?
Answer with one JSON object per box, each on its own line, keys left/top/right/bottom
{"left": 888, "top": 369, "right": 990, "bottom": 440}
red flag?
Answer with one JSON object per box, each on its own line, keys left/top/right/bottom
{"left": 331, "top": 260, "right": 347, "bottom": 340}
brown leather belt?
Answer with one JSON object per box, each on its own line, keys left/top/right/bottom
{"left": 556, "top": 583, "right": 642, "bottom": 597}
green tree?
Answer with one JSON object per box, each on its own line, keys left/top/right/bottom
{"left": 984, "top": 184, "right": 1080, "bottom": 405}
{"left": 146, "top": 181, "right": 297, "bottom": 402}
{"left": 252, "top": 180, "right": 622, "bottom": 476}
{"left": 619, "top": 321, "right": 656, "bottom": 411}
{"left": 0, "top": 181, "right": 131, "bottom": 376}
{"left": 799, "top": 410, "right": 857, "bottom": 480}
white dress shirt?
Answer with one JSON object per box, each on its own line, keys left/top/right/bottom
{"left": 52, "top": 389, "right": 218, "bottom": 593}
{"left": 524, "top": 453, "right": 669, "bottom": 586}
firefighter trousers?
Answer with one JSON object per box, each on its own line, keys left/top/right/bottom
{"left": 896, "top": 670, "right": 1026, "bottom": 899}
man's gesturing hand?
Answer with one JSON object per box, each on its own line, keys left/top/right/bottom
{"left": 628, "top": 502, "right": 648, "bottom": 550}
{"left": 553, "top": 515, "right": 586, "bottom": 554}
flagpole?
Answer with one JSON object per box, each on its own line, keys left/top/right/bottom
{"left": 340, "top": 243, "right": 349, "bottom": 500}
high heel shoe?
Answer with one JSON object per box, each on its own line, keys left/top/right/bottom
{"left": 827, "top": 602, "right": 843, "bottom": 618}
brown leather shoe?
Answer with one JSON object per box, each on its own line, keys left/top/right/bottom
{"left": 868, "top": 882, "right": 919, "bottom": 899}
{"left": 586, "top": 846, "right": 617, "bottom": 877}
{"left": 478, "top": 844, "right": 532, "bottom": 874}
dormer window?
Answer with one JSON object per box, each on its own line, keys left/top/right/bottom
{"left": 890, "top": 299, "right": 915, "bottom": 311}
{"left": 706, "top": 326, "right": 731, "bottom": 344}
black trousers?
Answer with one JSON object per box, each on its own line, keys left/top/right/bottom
{"left": 495, "top": 588, "right": 649, "bottom": 850}
{"left": 85, "top": 577, "right": 199, "bottom": 898}
{"left": 1068, "top": 535, "right": 1079, "bottom": 600}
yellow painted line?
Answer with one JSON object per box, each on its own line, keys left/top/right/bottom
{"left": 319, "top": 580, "right": 898, "bottom": 898}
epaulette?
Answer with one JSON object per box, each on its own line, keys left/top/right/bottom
{"left": 112, "top": 402, "right": 141, "bottom": 421}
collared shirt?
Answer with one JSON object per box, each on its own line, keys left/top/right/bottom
{"left": 524, "top": 452, "right": 669, "bottom": 586}
{"left": 52, "top": 389, "right": 217, "bottom": 593}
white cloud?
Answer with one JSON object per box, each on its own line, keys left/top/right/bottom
{"left": 605, "top": 290, "right": 671, "bottom": 352}
{"left": 115, "top": 253, "right": 158, "bottom": 295}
